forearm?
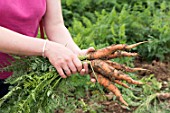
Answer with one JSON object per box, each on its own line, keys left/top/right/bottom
{"left": 0, "top": 26, "right": 45, "bottom": 56}
{"left": 45, "top": 23, "right": 81, "bottom": 54}
{"left": 44, "top": 0, "right": 81, "bottom": 54}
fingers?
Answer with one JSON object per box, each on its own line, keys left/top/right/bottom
{"left": 79, "top": 69, "right": 86, "bottom": 75}
{"left": 79, "top": 62, "right": 89, "bottom": 75}
{"left": 67, "top": 61, "right": 77, "bottom": 74}
{"left": 77, "top": 47, "right": 95, "bottom": 75}
{"left": 79, "top": 67, "right": 96, "bottom": 83}
{"left": 49, "top": 56, "right": 79, "bottom": 78}
{"left": 87, "top": 47, "right": 95, "bottom": 53}
{"left": 90, "top": 78, "right": 96, "bottom": 83}
{"left": 80, "top": 47, "right": 95, "bottom": 56}
{"left": 54, "top": 65, "right": 67, "bottom": 78}
{"left": 62, "top": 64, "right": 71, "bottom": 76}
{"left": 72, "top": 56, "right": 82, "bottom": 72}
{"left": 90, "top": 73, "right": 96, "bottom": 83}
{"left": 53, "top": 57, "right": 93, "bottom": 79}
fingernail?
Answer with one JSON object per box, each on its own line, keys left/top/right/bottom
{"left": 82, "top": 69, "right": 85, "bottom": 72}
{"left": 91, "top": 79, "right": 96, "bottom": 83}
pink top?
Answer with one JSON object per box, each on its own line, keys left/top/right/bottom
{"left": 0, "top": 0, "right": 46, "bottom": 79}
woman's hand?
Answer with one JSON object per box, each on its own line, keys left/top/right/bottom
{"left": 75, "top": 47, "right": 96, "bottom": 82}
{"left": 80, "top": 47, "right": 96, "bottom": 82}
{"left": 76, "top": 47, "right": 95, "bottom": 75}
{"left": 44, "top": 41, "right": 83, "bottom": 78}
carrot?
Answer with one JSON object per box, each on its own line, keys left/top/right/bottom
{"left": 125, "top": 41, "right": 148, "bottom": 49}
{"left": 85, "top": 46, "right": 117, "bottom": 60}
{"left": 105, "top": 60, "right": 147, "bottom": 72}
{"left": 80, "top": 42, "right": 148, "bottom": 106}
{"left": 95, "top": 72, "right": 128, "bottom": 106}
{"left": 106, "top": 51, "right": 138, "bottom": 59}
{"left": 114, "top": 80, "right": 130, "bottom": 89}
{"left": 91, "top": 59, "right": 143, "bottom": 85}
{"left": 79, "top": 41, "right": 148, "bottom": 60}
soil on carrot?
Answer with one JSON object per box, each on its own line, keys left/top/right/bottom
{"left": 99, "top": 59, "right": 170, "bottom": 113}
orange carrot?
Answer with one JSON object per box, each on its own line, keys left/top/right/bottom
{"left": 95, "top": 72, "right": 128, "bottom": 106}
{"left": 105, "top": 60, "right": 147, "bottom": 72}
{"left": 114, "top": 80, "right": 130, "bottom": 89}
{"left": 106, "top": 51, "right": 138, "bottom": 59}
{"left": 80, "top": 41, "right": 148, "bottom": 60}
{"left": 85, "top": 46, "right": 116, "bottom": 60}
{"left": 91, "top": 60, "right": 143, "bottom": 85}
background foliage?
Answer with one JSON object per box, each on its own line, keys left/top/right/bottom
{"left": 62, "top": 0, "right": 170, "bottom": 61}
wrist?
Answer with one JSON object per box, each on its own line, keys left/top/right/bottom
{"left": 42, "top": 40, "right": 48, "bottom": 57}
{"left": 43, "top": 41, "right": 63, "bottom": 58}
{"left": 42, "top": 40, "right": 51, "bottom": 58}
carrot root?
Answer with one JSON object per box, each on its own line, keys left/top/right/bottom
{"left": 84, "top": 42, "right": 148, "bottom": 106}
{"left": 96, "top": 73, "right": 128, "bottom": 106}
{"left": 105, "top": 60, "right": 147, "bottom": 72}
{"left": 125, "top": 41, "right": 148, "bottom": 50}
{"left": 85, "top": 41, "right": 147, "bottom": 60}
{"left": 91, "top": 60, "right": 143, "bottom": 85}
{"left": 106, "top": 51, "right": 138, "bottom": 59}
{"left": 114, "top": 80, "right": 130, "bottom": 89}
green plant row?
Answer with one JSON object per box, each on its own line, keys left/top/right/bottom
{"left": 62, "top": 0, "right": 170, "bottom": 61}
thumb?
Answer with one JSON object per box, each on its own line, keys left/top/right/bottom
{"left": 80, "top": 47, "right": 95, "bottom": 56}
{"left": 84, "top": 47, "right": 95, "bottom": 54}
{"left": 87, "top": 47, "right": 95, "bottom": 53}
{"left": 90, "top": 72, "right": 96, "bottom": 83}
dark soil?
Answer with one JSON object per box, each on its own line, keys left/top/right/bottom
{"left": 134, "top": 59, "right": 170, "bottom": 82}
{"left": 100, "top": 101, "right": 136, "bottom": 113}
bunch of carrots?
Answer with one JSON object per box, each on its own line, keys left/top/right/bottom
{"left": 79, "top": 41, "right": 148, "bottom": 106}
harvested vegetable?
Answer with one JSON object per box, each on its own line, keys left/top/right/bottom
{"left": 80, "top": 41, "right": 147, "bottom": 60}
{"left": 106, "top": 51, "right": 138, "bottom": 59}
{"left": 93, "top": 72, "right": 128, "bottom": 106}
{"left": 105, "top": 60, "right": 147, "bottom": 72}
{"left": 79, "top": 41, "right": 147, "bottom": 106}
{"left": 91, "top": 59, "right": 143, "bottom": 85}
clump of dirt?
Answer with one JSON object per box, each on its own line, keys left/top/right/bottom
{"left": 134, "top": 58, "right": 170, "bottom": 82}
{"left": 101, "top": 101, "right": 135, "bottom": 113}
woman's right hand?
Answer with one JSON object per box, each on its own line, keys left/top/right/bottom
{"left": 44, "top": 41, "right": 83, "bottom": 78}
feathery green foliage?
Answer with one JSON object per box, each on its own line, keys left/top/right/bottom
{"left": 0, "top": 56, "right": 96, "bottom": 113}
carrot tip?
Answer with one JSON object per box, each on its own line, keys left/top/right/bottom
{"left": 138, "top": 82, "right": 144, "bottom": 85}
{"left": 133, "top": 68, "right": 148, "bottom": 71}
{"left": 125, "top": 41, "right": 148, "bottom": 50}
{"left": 122, "top": 100, "right": 129, "bottom": 106}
